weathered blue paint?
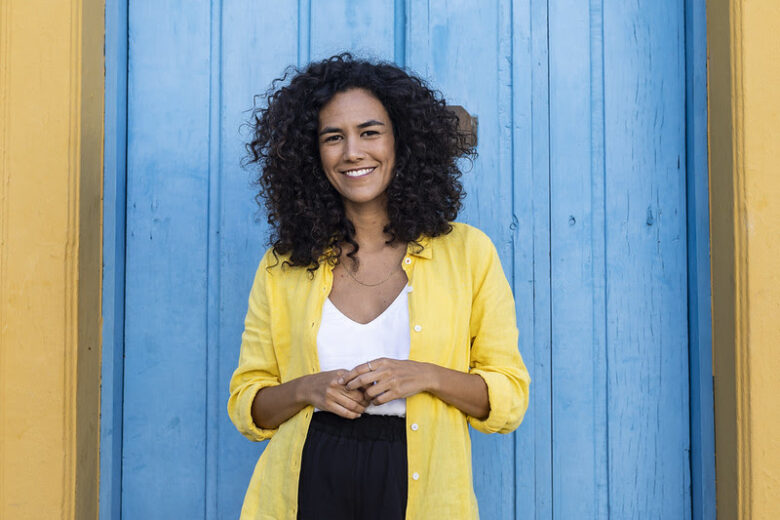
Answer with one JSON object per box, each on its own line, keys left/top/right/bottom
{"left": 394, "top": 0, "right": 407, "bottom": 67}
{"left": 205, "top": 2, "right": 223, "bottom": 518}
{"left": 548, "top": 1, "right": 608, "bottom": 515}
{"left": 602, "top": 2, "right": 691, "bottom": 517}
{"left": 105, "top": 1, "right": 715, "bottom": 518}
{"left": 685, "top": 0, "right": 716, "bottom": 518}
{"left": 100, "top": 1, "right": 127, "bottom": 519}
{"left": 122, "top": 1, "right": 212, "bottom": 518}
{"left": 216, "top": 2, "right": 299, "bottom": 516}
{"left": 511, "top": 2, "right": 554, "bottom": 517}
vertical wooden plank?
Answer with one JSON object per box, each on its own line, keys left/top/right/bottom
{"left": 407, "top": 1, "right": 516, "bottom": 517}
{"left": 298, "top": 0, "right": 310, "bottom": 66}
{"left": 685, "top": 0, "right": 716, "bottom": 518}
{"left": 407, "top": 0, "right": 514, "bottom": 245}
{"left": 511, "top": 0, "right": 553, "bottom": 517}
{"left": 100, "top": 0, "right": 127, "bottom": 518}
{"left": 548, "top": 0, "right": 607, "bottom": 516}
{"left": 588, "top": 3, "right": 611, "bottom": 516}
{"left": 122, "top": 1, "right": 211, "bottom": 517}
{"left": 603, "top": 1, "right": 690, "bottom": 518}
{"left": 550, "top": 0, "right": 691, "bottom": 516}
{"left": 205, "top": 1, "right": 222, "bottom": 518}
{"left": 394, "top": 0, "right": 407, "bottom": 66}
{"left": 217, "top": 2, "right": 299, "bottom": 519}
{"left": 310, "top": 0, "right": 395, "bottom": 61}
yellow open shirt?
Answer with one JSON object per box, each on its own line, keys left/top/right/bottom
{"left": 228, "top": 222, "right": 531, "bottom": 519}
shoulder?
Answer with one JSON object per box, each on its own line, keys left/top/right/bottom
{"left": 253, "top": 246, "right": 307, "bottom": 284}
{"left": 430, "top": 223, "right": 506, "bottom": 282}
{"left": 254, "top": 246, "right": 280, "bottom": 276}
{"left": 432, "top": 221, "right": 497, "bottom": 253}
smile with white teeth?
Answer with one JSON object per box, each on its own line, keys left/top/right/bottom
{"left": 342, "top": 167, "right": 375, "bottom": 178}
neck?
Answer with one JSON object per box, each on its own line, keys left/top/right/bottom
{"left": 343, "top": 199, "right": 395, "bottom": 254}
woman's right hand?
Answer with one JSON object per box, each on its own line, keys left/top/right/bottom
{"left": 302, "top": 369, "right": 370, "bottom": 419}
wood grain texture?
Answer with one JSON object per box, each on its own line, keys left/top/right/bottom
{"left": 406, "top": 2, "right": 516, "bottom": 516}
{"left": 603, "top": 1, "right": 690, "bottom": 517}
{"left": 123, "top": 1, "right": 212, "bottom": 517}
{"left": 549, "top": 0, "right": 691, "bottom": 517}
{"left": 548, "top": 0, "right": 606, "bottom": 515}
{"left": 685, "top": 0, "right": 716, "bottom": 518}
{"left": 511, "top": 1, "right": 553, "bottom": 517}
{"left": 99, "top": 0, "right": 128, "bottom": 518}
{"left": 217, "top": 1, "right": 299, "bottom": 518}
{"left": 310, "top": 0, "right": 395, "bottom": 61}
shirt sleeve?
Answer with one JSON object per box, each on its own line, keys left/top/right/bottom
{"left": 466, "top": 230, "right": 531, "bottom": 434}
{"left": 227, "top": 249, "right": 282, "bottom": 442}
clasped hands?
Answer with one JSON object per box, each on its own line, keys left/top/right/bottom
{"left": 308, "top": 358, "right": 432, "bottom": 419}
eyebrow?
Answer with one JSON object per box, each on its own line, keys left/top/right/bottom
{"left": 319, "top": 119, "right": 385, "bottom": 136}
{"left": 357, "top": 119, "right": 385, "bottom": 129}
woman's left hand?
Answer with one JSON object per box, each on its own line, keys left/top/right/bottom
{"left": 338, "top": 358, "right": 432, "bottom": 406}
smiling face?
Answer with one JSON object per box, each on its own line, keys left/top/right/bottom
{"left": 318, "top": 88, "right": 396, "bottom": 215}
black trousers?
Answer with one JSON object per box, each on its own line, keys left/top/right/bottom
{"left": 297, "top": 411, "right": 408, "bottom": 520}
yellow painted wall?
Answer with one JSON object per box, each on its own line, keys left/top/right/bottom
{"left": 0, "top": 0, "right": 103, "bottom": 518}
{"left": 707, "top": 0, "right": 780, "bottom": 517}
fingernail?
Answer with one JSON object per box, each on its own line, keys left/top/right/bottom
{"left": 337, "top": 377, "right": 344, "bottom": 384}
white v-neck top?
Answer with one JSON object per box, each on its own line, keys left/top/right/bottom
{"left": 316, "top": 283, "right": 412, "bottom": 416}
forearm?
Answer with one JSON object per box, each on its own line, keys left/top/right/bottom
{"left": 426, "top": 363, "right": 490, "bottom": 420}
{"left": 251, "top": 376, "right": 310, "bottom": 429}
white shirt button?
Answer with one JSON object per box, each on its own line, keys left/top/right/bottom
{"left": 411, "top": 423, "right": 419, "bottom": 431}
{"left": 412, "top": 472, "right": 420, "bottom": 481}
{"left": 404, "top": 257, "right": 412, "bottom": 265}
{"left": 414, "top": 325, "right": 422, "bottom": 332}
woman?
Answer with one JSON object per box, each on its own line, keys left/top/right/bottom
{"left": 228, "top": 53, "right": 530, "bottom": 520}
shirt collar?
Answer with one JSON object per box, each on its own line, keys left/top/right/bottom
{"left": 407, "top": 235, "right": 432, "bottom": 259}
{"left": 319, "top": 234, "right": 433, "bottom": 263}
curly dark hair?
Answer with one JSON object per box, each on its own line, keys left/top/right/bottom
{"left": 245, "top": 53, "right": 475, "bottom": 272}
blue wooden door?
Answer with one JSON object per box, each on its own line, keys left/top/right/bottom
{"left": 118, "top": 1, "right": 697, "bottom": 518}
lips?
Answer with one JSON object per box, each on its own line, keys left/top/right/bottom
{"left": 341, "top": 166, "right": 376, "bottom": 178}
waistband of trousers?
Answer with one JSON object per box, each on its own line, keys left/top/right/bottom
{"left": 310, "top": 411, "right": 406, "bottom": 442}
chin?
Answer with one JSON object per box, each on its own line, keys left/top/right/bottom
{"left": 340, "top": 189, "right": 389, "bottom": 207}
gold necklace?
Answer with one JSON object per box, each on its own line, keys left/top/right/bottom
{"left": 344, "top": 262, "right": 402, "bottom": 287}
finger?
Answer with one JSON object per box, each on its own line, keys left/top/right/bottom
{"left": 338, "top": 363, "right": 372, "bottom": 385}
{"left": 332, "top": 369, "right": 350, "bottom": 385}
{"left": 327, "top": 388, "right": 365, "bottom": 414}
{"left": 332, "top": 386, "right": 367, "bottom": 409}
{"left": 345, "top": 370, "right": 383, "bottom": 391}
{"left": 326, "top": 384, "right": 362, "bottom": 410}
{"left": 326, "top": 401, "right": 362, "bottom": 419}
{"left": 372, "top": 390, "right": 398, "bottom": 406}
{"left": 364, "top": 378, "right": 393, "bottom": 400}
{"left": 344, "top": 388, "right": 370, "bottom": 406}
{"left": 342, "top": 389, "right": 369, "bottom": 409}
{"left": 335, "top": 392, "right": 368, "bottom": 414}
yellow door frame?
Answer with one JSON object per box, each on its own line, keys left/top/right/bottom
{"left": 0, "top": 0, "right": 103, "bottom": 518}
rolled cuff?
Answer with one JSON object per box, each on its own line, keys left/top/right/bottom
{"left": 467, "top": 369, "right": 526, "bottom": 434}
{"left": 227, "top": 380, "right": 281, "bottom": 442}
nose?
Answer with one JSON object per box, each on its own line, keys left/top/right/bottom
{"left": 343, "top": 136, "right": 364, "bottom": 162}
